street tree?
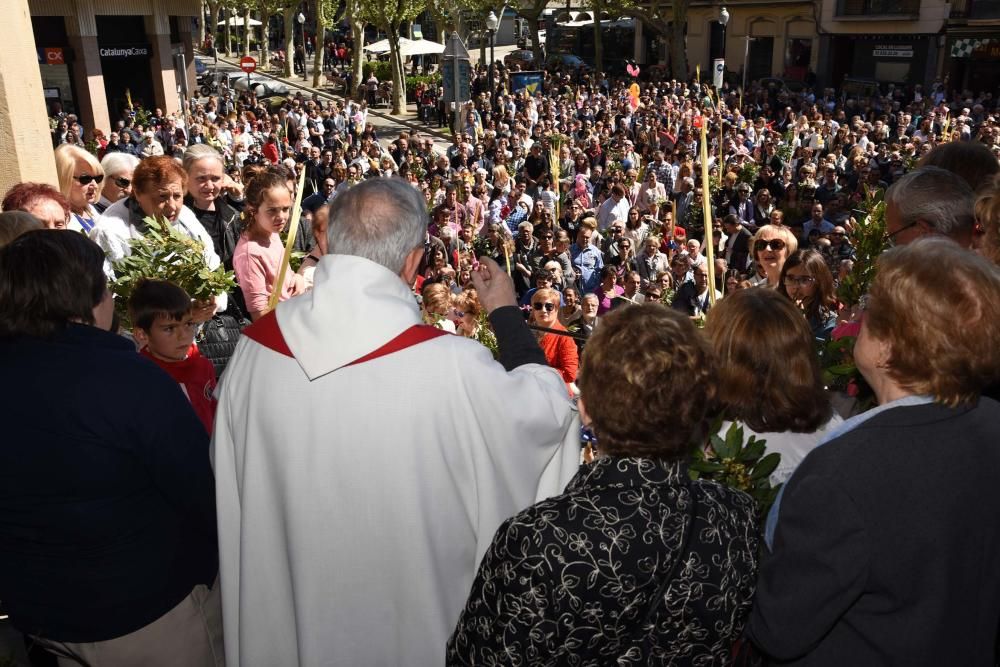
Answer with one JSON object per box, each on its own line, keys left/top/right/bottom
{"left": 511, "top": 0, "right": 549, "bottom": 65}
{"left": 358, "top": 0, "right": 425, "bottom": 115}
{"left": 623, "top": 0, "right": 690, "bottom": 79}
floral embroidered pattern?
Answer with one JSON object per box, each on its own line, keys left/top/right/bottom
{"left": 448, "top": 457, "right": 759, "bottom": 665}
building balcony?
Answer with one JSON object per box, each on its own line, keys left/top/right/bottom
{"left": 949, "top": 0, "right": 1000, "bottom": 19}
{"left": 836, "top": 0, "right": 921, "bottom": 16}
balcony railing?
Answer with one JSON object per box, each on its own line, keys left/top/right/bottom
{"left": 836, "top": 0, "right": 920, "bottom": 16}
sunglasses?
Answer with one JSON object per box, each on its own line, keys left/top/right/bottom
{"left": 113, "top": 177, "right": 132, "bottom": 188}
{"left": 74, "top": 174, "right": 104, "bottom": 186}
{"left": 755, "top": 239, "right": 787, "bottom": 252}
{"left": 532, "top": 302, "right": 557, "bottom": 312}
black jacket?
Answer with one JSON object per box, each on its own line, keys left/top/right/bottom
{"left": 0, "top": 324, "right": 218, "bottom": 642}
{"left": 448, "top": 457, "right": 759, "bottom": 665}
{"left": 749, "top": 399, "right": 1000, "bottom": 665}
{"left": 185, "top": 194, "right": 242, "bottom": 271}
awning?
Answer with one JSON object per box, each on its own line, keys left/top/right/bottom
{"left": 218, "top": 17, "right": 263, "bottom": 27}
{"left": 363, "top": 37, "right": 445, "bottom": 56}
{"left": 951, "top": 37, "right": 995, "bottom": 58}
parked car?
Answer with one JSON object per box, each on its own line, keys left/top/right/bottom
{"left": 234, "top": 74, "right": 290, "bottom": 98}
{"left": 194, "top": 56, "right": 208, "bottom": 77}
{"left": 545, "top": 53, "right": 589, "bottom": 71}
{"left": 503, "top": 49, "right": 536, "bottom": 70}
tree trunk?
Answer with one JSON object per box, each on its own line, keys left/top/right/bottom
{"left": 312, "top": 0, "right": 325, "bottom": 87}
{"left": 526, "top": 15, "right": 542, "bottom": 65}
{"left": 207, "top": 2, "right": 220, "bottom": 51}
{"left": 242, "top": 8, "right": 252, "bottom": 56}
{"left": 387, "top": 30, "right": 406, "bottom": 116}
{"left": 224, "top": 8, "right": 232, "bottom": 55}
{"left": 670, "top": 0, "right": 688, "bottom": 80}
{"left": 258, "top": 2, "right": 270, "bottom": 70}
{"left": 197, "top": 0, "right": 206, "bottom": 48}
{"left": 593, "top": 12, "right": 604, "bottom": 76}
{"left": 283, "top": 6, "right": 296, "bottom": 78}
{"left": 351, "top": 19, "right": 365, "bottom": 100}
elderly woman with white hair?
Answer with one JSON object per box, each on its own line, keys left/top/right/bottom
{"left": 96, "top": 152, "right": 140, "bottom": 214}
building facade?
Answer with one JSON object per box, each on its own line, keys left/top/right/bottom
{"left": 942, "top": 0, "right": 1000, "bottom": 96}
{"left": 815, "top": 0, "right": 949, "bottom": 88}
{"left": 29, "top": 0, "right": 201, "bottom": 134}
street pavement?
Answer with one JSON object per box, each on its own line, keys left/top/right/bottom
{"left": 203, "top": 43, "right": 519, "bottom": 156}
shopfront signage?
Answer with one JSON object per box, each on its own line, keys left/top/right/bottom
{"left": 99, "top": 45, "right": 151, "bottom": 58}
{"left": 37, "top": 48, "right": 65, "bottom": 65}
{"left": 873, "top": 44, "right": 913, "bottom": 58}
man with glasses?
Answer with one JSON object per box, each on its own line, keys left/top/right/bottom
{"left": 884, "top": 167, "right": 975, "bottom": 248}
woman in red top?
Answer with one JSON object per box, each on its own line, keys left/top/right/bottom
{"left": 530, "top": 287, "right": 579, "bottom": 393}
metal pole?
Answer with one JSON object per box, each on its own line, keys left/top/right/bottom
{"left": 743, "top": 35, "right": 750, "bottom": 91}
{"left": 301, "top": 22, "right": 308, "bottom": 80}
{"left": 452, "top": 50, "right": 461, "bottom": 136}
{"left": 488, "top": 30, "right": 495, "bottom": 97}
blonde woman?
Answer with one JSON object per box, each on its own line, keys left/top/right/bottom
{"left": 492, "top": 165, "right": 512, "bottom": 196}
{"left": 749, "top": 224, "right": 798, "bottom": 288}
{"left": 54, "top": 144, "right": 104, "bottom": 233}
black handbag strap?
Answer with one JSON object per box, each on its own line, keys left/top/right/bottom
{"left": 630, "top": 479, "right": 698, "bottom": 643}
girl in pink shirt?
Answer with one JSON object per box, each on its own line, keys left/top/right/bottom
{"left": 233, "top": 169, "right": 307, "bottom": 320}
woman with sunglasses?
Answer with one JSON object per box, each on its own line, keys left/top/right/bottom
{"left": 96, "top": 152, "right": 140, "bottom": 214}
{"left": 530, "top": 287, "right": 578, "bottom": 393}
{"left": 54, "top": 144, "right": 104, "bottom": 233}
{"left": 779, "top": 249, "right": 839, "bottom": 341}
{"left": 750, "top": 224, "right": 798, "bottom": 288}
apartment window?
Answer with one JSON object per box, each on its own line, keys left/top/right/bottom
{"left": 837, "top": 0, "right": 920, "bottom": 16}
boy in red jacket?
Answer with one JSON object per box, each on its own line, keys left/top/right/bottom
{"left": 129, "top": 279, "right": 218, "bottom": 434}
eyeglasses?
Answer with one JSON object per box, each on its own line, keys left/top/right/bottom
{"left": 532, "top": 302, "right": 557, "bottom": 312}
{"left": 113, "top": 176, "right": 131, "bottom": 188}
{"left": 754, "top": 239, "right": 786, "bottom": 252}
{"left": 886, "top": 221, "right": 919, "bottom": 247}
{"left": 74, "top": 174, "right": 104, "bottom": 186}
{"left": 540, "top": 234, "right": 553, "bottom": 240}
{"left": 785, "top": 275, "right": 816, "bottom": 287}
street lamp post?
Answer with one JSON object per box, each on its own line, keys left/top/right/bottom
{"left": 486, "top": 11, "right": 499, "bottom": 101}
{"left": 743, "top": 35, "right": 752, "bottom": 92}
{"left": 297, "top": 12, "right": 307, "bottom": 81}
{"left": 719, "top": 6, "right": 730, "bottom": 68}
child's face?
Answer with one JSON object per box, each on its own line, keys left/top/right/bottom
{"left": 254, "top": 186, "right": 293, "bottom": 235}
{"left": 139, "top": 314, "right": 198, "bottom": 362}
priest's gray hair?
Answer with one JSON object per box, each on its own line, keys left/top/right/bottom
{"left": 327, "top": 177, "right": 427, "bottom": 274}
{"left": 885, "top": 166, "right": 974, "bottom": 239}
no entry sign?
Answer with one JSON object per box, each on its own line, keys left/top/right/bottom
{"left": 240, "top": 56, "right": 257, "bottom": 73}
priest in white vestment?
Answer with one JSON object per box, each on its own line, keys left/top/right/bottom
{"left": 212, "top": 178, "right": 581, "bottom": 666}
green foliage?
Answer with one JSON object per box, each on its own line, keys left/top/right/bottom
{"left": 132, "top": 105, "right": 153, "bottom": 128}
{"left": 736, "top": 160, "right": 759, "bottom": 186}
{"left": 838, "top": 191, "right": 887, "bottom": 307}
{"left": 406, "top": 74, "right": 441, "bottom": 96}
{"left": 363, "top": 60, "right": 393, "bottom": 81}
{"left": 111, "top": 216, "right": 237, "bottom": 327}
{"left": 690, "top": 420, "right": 782, "bottom": 522}
{"left": 473, "top": 309, "right": 499, "bottom": 359}
{"left": 818, "top": 334, "right": 876, "bottom": 411}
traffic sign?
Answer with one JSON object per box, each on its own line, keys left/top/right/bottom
{"left": 240, "top": 56, "right": 257, "bottom": 73}
{"left": 713, "top": 58, "right": 724, "bottom": 89}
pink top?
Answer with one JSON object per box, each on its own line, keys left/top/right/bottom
{"left": 233, "top": 232, "right": 306, "bottom": 316}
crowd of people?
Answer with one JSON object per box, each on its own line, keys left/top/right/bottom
{"left": 1, "top": 52, "right": 1000, "bottom": 666}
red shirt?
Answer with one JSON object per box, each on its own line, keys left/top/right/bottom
{"left": 537, "top": 321, "right": 579, "bottom": 391}
{"left": 141, "top": 345, "right": 218, "bottom": 434}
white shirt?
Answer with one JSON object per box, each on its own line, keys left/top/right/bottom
{"left": 720, "top": 413, "right": 845, "bottom": 487}
{"left": 212, "top": 254, "right": 581, "bottom": 666}
{"left": 596, "top": 196, "right": 631, "bottom": 231}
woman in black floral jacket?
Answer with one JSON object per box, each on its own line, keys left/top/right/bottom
{"left": 448, "top": 304, "right": 759, "bottom": 665}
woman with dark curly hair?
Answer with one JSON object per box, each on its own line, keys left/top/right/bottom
{"left": 448, "top": 304, "right": 759, "bottom": 665}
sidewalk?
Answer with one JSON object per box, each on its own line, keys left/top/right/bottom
{"left": 203, "top": 51, "right": 455, "bottom": 152}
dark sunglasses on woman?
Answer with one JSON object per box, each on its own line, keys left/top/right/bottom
{"left": 754, "top": 239, "right": 786, "bottom": 252}
{"left": 532, "top": 302, "right": 557, "bottom": 312}
{"left": 74, "top": 174, "right": 104, "bottom": 186}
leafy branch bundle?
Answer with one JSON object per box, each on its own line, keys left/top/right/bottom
{"left": 690, "top": 421, "right": 782, "bottom": 522}
{"left": 111, "top": 216, "right": 236, "bottom": 327}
